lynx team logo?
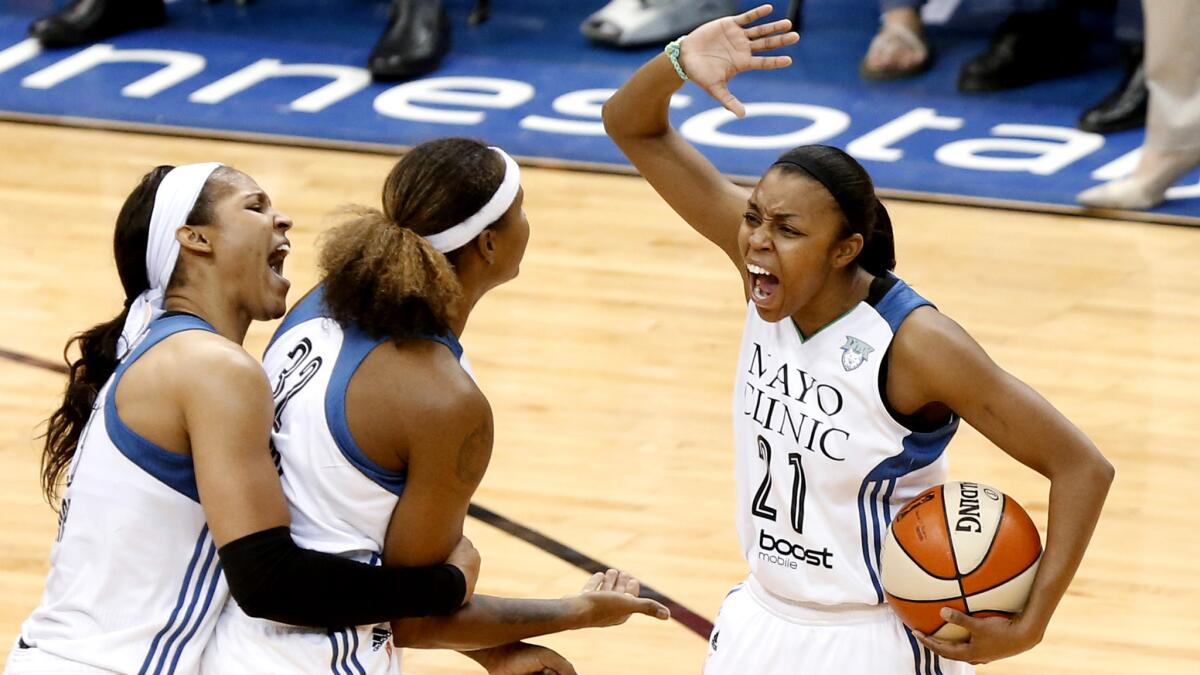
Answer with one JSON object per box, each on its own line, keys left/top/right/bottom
{"left": 840, "top": 336, "right": 874, "bottom": 371}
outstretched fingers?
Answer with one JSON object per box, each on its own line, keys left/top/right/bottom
{"left": 624, "top": 576, "right": 641, "bottom": 597}
{"left": 749, "top": 31, "right": 800, "bottom": 52}
{"left": 582, "top": 571, "right": 604, "bottom": 592}
{"left": 734, "top": 3, "right": 775, "bottom": 27}
{"left": 707, "top": 81, "right": 746, "bottom": 118}
{"left": 639, "top": 597, "right": 671, "bottom": 621}
{"left": 749, "top": 55, "right": 793, "bottom": 71}
{"left": 745, "top": 18, "right": 792, "bottom": 40}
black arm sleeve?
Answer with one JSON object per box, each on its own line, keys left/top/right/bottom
{"left": 217, "top": 526, "right": 466, "bottom": 628}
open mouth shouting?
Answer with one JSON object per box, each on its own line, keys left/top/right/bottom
{"left": 747, "top": 262, "right": 780, "bottom": 307}
{"left": 268, "top": 241, "right": 291, "bottom": 288}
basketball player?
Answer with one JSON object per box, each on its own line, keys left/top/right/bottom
{"left": 603, "top": 5, "right": 1114, "bottom": 673}
{"left": 6, "top": 164, "right": 482, "bottom": 674}
{"left": 199, "top": 138, "right": 670, "bottom": 674}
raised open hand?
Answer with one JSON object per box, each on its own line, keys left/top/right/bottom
{"left": 678, "top": 3, "right": 799, "bottom": 117}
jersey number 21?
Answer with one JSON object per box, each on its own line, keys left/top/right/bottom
{"left": 750, "top": 435, "right": 807, "bottom": 534}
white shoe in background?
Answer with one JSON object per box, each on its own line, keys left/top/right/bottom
{"left": 581, "top": 0, "right": 738, "bottom": 47}
{"left": 1077, "top": 148, "right": 1200, "bottom": 210}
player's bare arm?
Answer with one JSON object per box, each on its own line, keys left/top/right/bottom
{"left": 375, "top": 353, "right": 669, "bottom": 651}
{"left": 601, "top": 8, "right": 801, "bottom": 270}
{"left": 377, "top": 347, "right": 493, "bottom": 572}
{"left": 393, "top": 568, "right": 669, "bottom": 651}
{"left": 888, "top": 308, "right": 1114, "bottom": 664}
{"left": 174, "top": 334, "right": 291, "bottom": 546}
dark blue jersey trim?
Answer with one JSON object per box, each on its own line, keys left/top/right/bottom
{"left": 106, "top": 314, "right": 216, "bottom": 503}
{"left": 274, "top": 286, "right": 464, "bottom": 497}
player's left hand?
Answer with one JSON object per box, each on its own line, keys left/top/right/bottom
{"left": 573, "top": 568, "right": 670, "bottom": 627}
{"left": 912, "top": 608, "right": 1043, "bottom": 665}
{"left": 477, "top": 641, "right": 577, "bottom": 675}
{"left": 679, "top": 4, "right": 799, "bottom": 118}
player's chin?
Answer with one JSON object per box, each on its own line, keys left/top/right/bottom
{"left": 253, "top": 289, "right": 290, "bottom": 321}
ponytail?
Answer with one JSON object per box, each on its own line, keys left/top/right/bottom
{"left": 319, "top": 206, "right": 464, "bottom": 339}
{"left": 771, "top": 145, "right": 898, "bottom": 276}
{"left": 857, "top": 199, "right": 896, "bottom": 277}
{"left": 41, "top": 309, "right": 130, "bottom": 504}
{"left": 318, "top": 137, "right": 506, "bottom": 341}
{"left": 41, "top": 164, "right": 224, "bottom": 505}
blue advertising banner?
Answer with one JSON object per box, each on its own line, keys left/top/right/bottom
{"left": 0, "top": 0, "right": 1195, "bottom": 223}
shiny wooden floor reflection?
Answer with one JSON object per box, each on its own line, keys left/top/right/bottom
{"left": 1, "top": 121, "right": 1198, "bottom": 674}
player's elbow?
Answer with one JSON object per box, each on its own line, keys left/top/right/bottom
{"left": 230, "top": 589, "right": 273, "bottom": 620}
{"left": 227, "top": 582, "right": 286, "bottom": 623}
{"left": 1092, "top": 453, "right": 1116, "bottom": 489}
{"left": 601, "top": 96, "right": 655, "bottom": 143}
{"left": 1065, "top": 443, "right": 1115, "bottom": 493}
{"left": 600, "top": 97, "right": 621, "bottom": 138}
{"left": 389, "top": 619, "right": 436, "bottom": 649}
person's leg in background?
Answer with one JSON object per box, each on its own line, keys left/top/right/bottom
{"left": 1078, "top": 0, "right": 1146, "bottom": 133}
{"left": 1078, "top": 0, "right": 1200, "bottom": 209}
{"left": 369, "top": 0, "right": 452, "bottom": 81}
{"left": 859, "top": 0, "right": 933, "bottom": 81}
{"left": 957, "top": 0, "right": 1087, "bottom": 92}
{"left": 27, "top": 0, "right": 167, "bottom": 47}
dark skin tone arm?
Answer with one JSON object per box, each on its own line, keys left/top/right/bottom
{"left": 889, "top": 309, "right": 1113, "bottom": 664}
{"left": 604, "top": 3, "right": 1114, "bottom": 665}
{"left": 602, "top": 3, "right": 797, "bottom": 281}
{"left": 118, "top": 331, "right": 293, "bottom": 547}
{"left": 347, "top": 342, "right": 667, "bottom": 654}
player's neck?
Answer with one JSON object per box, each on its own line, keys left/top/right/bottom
{"left": 450, "top": 258, "right": 507, "bottom": 338}
{"left": 444, "top": 277, "right": 478, "bottom": 338}
{"left": 790, "top": 267, "right": 873, "bottom": 339}
{"left": 163, "top": 291, "right": 251, "bottom": 345}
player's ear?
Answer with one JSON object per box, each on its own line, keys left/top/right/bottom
{"left": 177, "top": 225, "right": 213, "bottom": 255}
{"left": 830, "top": 233, "right": 863, "bottom": 269}
{"left": 474, "top": 229, "right": 497, "bottom": 266}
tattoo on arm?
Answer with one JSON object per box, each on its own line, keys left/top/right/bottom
{"left": 455, "top": 418, "right": 492, "bottom": 486}
{"left": 469, "top": 596, "right": 565, "bottom": 625}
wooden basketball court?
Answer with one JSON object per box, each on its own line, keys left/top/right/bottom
{"left": 1, "top": 120, "right": 1197, "bottom": 673}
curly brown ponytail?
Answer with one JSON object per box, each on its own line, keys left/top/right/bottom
{"left": 319, "top": 138, "right": 506, "bottom": 340}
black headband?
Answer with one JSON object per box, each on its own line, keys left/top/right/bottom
{"left": 770, "top": 151, "right": 865, "bottom": 226}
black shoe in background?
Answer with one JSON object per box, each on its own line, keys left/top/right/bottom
{"left": 1078, "top": 44, "right": 1146, "bottom": 134}
{"left": 957, "top": 11, "right": 1087, "bottom": 92}
{"left": 29, "top": 0, "right": 166, "bottom": 48}
{"left": 369, "top": 0, "right": 451, "bottom": 82}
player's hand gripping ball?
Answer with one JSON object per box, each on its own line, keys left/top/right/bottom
{"left": 881, "top": 481, "right": 1042, "bottom": 642}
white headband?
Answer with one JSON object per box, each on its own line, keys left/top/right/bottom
{"left": 423, "top": 147, "right": 521, "bottom": 253}
{"left": 116, "top": 162, "right": 223, "bottom": 359}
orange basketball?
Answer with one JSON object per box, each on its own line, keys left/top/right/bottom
{"left": 880, "top": 481, "right": 1042, "bottom": 642}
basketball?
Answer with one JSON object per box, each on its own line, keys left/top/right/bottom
{"left": 880, "top": 481, "right": 1042, "bottom": 643}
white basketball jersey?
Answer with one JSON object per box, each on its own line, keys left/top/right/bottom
{"left": 202, "top": 286, "right": 468, "bottom": 675}
{"left": 15, "top": 314, "right": 227, "bottom": 675}
{"left": 733, "top": 275, "right": 958, "bottom": 608}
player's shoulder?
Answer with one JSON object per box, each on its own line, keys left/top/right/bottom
{"left": 894, "top": 305, "right": 957, "bottom": 343}
{"left": 892, "top": 305, "right": 981, "bottom": 374}
{"left": 159, "top": 330, "right": 268, "bottom": 391}
{"left": 373, "top": 338, "right": 489, "bottom": 421}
